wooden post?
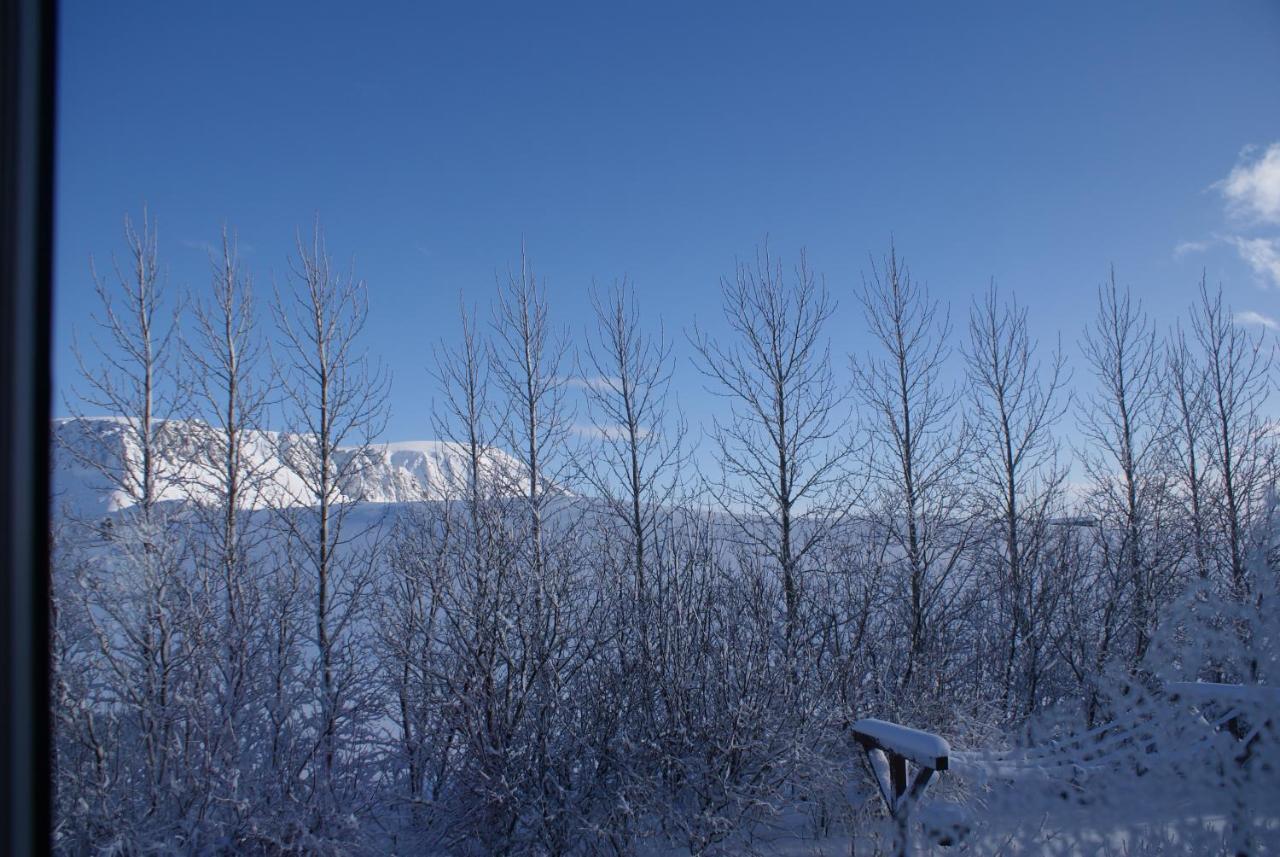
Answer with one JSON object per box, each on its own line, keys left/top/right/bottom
{"left": 851, "top": 719, "right": 951, "bottom": 856}
{"left": 890, "top": 753, "right": 907, "bottom": 801}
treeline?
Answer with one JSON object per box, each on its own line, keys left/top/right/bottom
{"left": 51, "top": 213, "right": 1279, "bottom": 854}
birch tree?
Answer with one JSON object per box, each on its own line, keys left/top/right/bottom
{"left": 182, "top": 227, "right": 278, "bottom": 833}
{"left": 692, "top": 244, "right": 857, "bottom": 652}
{"left": 964, "top": 284, "right": 1069, "bottom": 719}
{"left": 1167, "top": 324, "right": 1212, "bottom": 582}
{"left": 272, "top": 220, "right": 389, "bottom": 836}
{"left": 65, "top": 208, "right": 185, "bottom": 514}
{"left": 580, "top": 278, "right": 684, "bottom": 606}
{"left": 486, "top": 247, "right": 599, "bottom": 853}
{"left": 57, "top": 209, "right": 203, "bottom": 847}
{"left": 1189, "top": 280, "right": 1272, "bottom": 599}
{"left": 578, "top": 279, "right": 688, "bottom": 847}
{"left": 1076, "top": 271, "right": 1179, "bottom": 667}
{"left": 853, "top": 245, "right": 972, "bottom": 698}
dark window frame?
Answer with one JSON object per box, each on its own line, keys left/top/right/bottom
{"left": 1, "top": 0, "right": 56, "bottom": 852}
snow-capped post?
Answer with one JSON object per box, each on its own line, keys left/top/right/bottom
{"left": 852, "top": 718, "right": 950, "bottom": 856}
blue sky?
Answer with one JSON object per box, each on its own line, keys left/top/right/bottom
{"left": 55, "top": 1, "right": 1280, "bottom": 444}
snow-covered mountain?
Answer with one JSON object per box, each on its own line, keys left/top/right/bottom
{"left": 333, "top": 439, "right": 526, "bottom": 504}
{"left": 51, "top": 417, "right": 526, "bottom": 516}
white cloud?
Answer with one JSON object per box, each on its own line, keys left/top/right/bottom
{"left": 1173, "top": 239, "right": 1211, "bottom": 258}
{"left": 1217, "top": 143, "right": 1280, "bottom": 225}
{"left": 180, "top": 238, "right": 217, "bottom": 256}
{"left": 180, "top": 237, "right": 256, "bottom": 257}
{"left": 566, "top": 375, "right": 621, "bottom": 391}
{"left": 1229, "top": 236, "right": 1280, "bottom": 288}
{"left": 572, "top": 422, "right": 652, "bottom": 441}
{"left": 1185, "top": 143, "right": 1280, "bottom": 288}
{"left": 1233, "top": 309, "right": 1279, "bottom": 331}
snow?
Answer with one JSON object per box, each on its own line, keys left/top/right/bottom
{"left": 866, "top": 747, "right": 894, "bottom": 805}
{"left": 1166, "top": 681, "right": 1280, "bottom": 706}
{"left": 338, "top": 439, "right": 523, "bottom": 502}
{"left": 50, "top": 417, "right": 528, "bottom": 516}
{"left": 852, "top": 718, "right": 950, "bottom": 769}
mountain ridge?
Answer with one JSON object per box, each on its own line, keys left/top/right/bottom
{"left": 51, "top": 416, "right": 526, "bottom": 516}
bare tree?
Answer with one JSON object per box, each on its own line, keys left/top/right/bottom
{"left": 1076, "top": 270, "right": 1179, "bottom": 666}
{"left": 576, "top": 279, "right": 690, "bottom": 848}
{"left": 435, "top": 296, "right": 500, "bottom": 511}
{"left": 1167, "top": 324, "right": 1212, "bottom": 583}
{"left": 272, "top": 220, "right": 390, "bottom": 830}
{"left": 853, "top": 245, "right": 972, "bottom": 695}
{"left": 489, "top": 246, "right": 575, "bottom": 563}
{"left": 692, "top": 243, "right": 857, "bottom": 650}
{"left": 182, "top": 226, "right": 278, "bottom": 830}
{"left": 375, "top": 506, "right": 454, "bottom": 846}
{"left": 373, "top": 296, "right": 506, "bottom": 848}
{"left": 419, "top": 296, "right": 523, "bottom": 850}
{"left": 55, "top": 210, "right": 208, "bottom": 845}
{"left": 65, "top": 208, "right": 185, "bottom": 514}
{"left": 187, "top": 226, "right": 274, "bottom": 542}
{"left": 1189, "top": 280, "right": 1272, "bottom": 598}
{"left": 964, "top": 283, "right": 1069, "bottom": 719}
{"left": 581, "top": 279, "right": 686, "bottom": 599}
{"left": 486, "top": 246, "right": 600, "bottom": 853}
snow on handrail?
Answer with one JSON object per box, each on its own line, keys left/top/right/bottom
{"left": 852, "top": 718, "right": 950, "bottom": 771}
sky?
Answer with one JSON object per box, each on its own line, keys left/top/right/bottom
{"left": 54, "top": 1, "right": 1280, "bottom": 447}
